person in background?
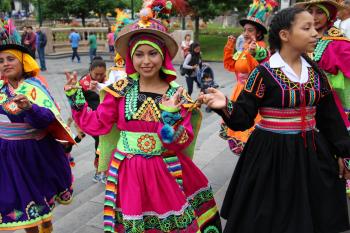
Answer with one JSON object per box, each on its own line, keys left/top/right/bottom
{"left": 36, "top": 26, "right": 47, "bottom": 71}
{"left": 88, "top": 32, "right": 97, "bottom": 63}
{"left": 23, "top": 26, "right": 36, "bottom": 58}
{"left": 182, "top": 42, "right": 202, "bottom": 96}
{"left": 69, "top": 28, "right": 81, "bottom": 63}
{"left": 335, "top": 0, "right": 350, "bottom": 38}
{"left": 180, "top": 33, "right": 193, "bottom": 58}
{"left": 107, "top": 27, "right": 115, "bottom": 60}
{"left": 21, "top": 26, "right": 27, "bottom": 45}
{"left": 235, "top": 34, "right": 245, "bottom": 52}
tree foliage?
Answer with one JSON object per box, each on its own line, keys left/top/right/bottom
{"left": 0, "top": 0, "right": 11, "bottom": 13}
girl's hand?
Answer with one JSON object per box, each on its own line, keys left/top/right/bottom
{"left": 248, "top": 40, "right": 257, "bottom": 53}
{"left": 64, "top": 71, "right": 80, "bottom": 91}
{"left": 13, "top": 94, "right": 32, "bottom": 110}
{"left": 339, "top": 158, "right": 350, "bottom": 179}
{"left": 89, "top": 80, "right": 98, "bottom": 91}
{"left": 198, "top": 88, "right": 226, "bottom": 109}
{"left": 228, "top": 35, "right": 236, "bottom": 43}
{"left": 161, "top": 87, "right": 184, "bottom": 109}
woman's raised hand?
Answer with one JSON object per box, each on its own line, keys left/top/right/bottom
{"left": 228, "top": 35, "right": 236, "bottom": 43}
{"left": 161, "top": 87, "right": 184, "bottom": 109}
{"left": 13, "top": 94, "right": 32, "bottom": 110}
{"left": 64, "top": 71, "right": 80, "bottom": 91}
{"left": 198, "top": 88, "right": 226, "bottom": 110}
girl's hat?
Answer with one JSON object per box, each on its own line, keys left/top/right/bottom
{"left": 239, "top": 0, "right": 279, "bottom": 34}
{"left": 295, "top": 0, "right": 346, "bottom": 22}
{"left": 115, "top": 4, "right": 178, "bottom": 60}
{"left": 0, "top": 18, "right": 30, "bottom": 54}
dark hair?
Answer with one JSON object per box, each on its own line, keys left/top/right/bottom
{"left": 268, "top": 7, "right": 306, "bottom": 52}
{"left": 27, "top": 26, "right": 33, "bottom": 30}
{"left": 184, "top": 34, "right": 191, "bottom": 39}
{"left": 90, "top": 56, "right": 106, "bottom": 71}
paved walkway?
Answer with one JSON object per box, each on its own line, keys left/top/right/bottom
{"left": 4, "top": 55, "right": 350, "bottom": 232}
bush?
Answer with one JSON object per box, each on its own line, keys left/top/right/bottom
{"left": 199, "top": 34, "right": 228, "bottom": 62}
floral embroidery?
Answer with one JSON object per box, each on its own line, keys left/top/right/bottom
{"left": 7, "top": 209, "right": 24, "bottom": 221}
{"left": 25, "top": 201, "right": 43, "bottom": 220}
{"left": 30, "top": 88, "right": 37, "bottom": 100}
{"left": 177, "top": 130, "right": 189, "bottom": 145}
{"left": 137, "top": 134, "right": 157, "bottom": 153}
{"left": 113, "top": 78, "right": 129, "bottom": 91}
{"left": 0, "top": 93, "right": 7, "bottom": 104}
{"left": 3, "top": 100, "right": 23, "bottom": 115}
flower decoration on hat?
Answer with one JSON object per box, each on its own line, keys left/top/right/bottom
{"left": 112, "top": 8, "right": 133, "bottom": 38}
{"left": 0, "top": 18, "right": 21, "bottom": 46}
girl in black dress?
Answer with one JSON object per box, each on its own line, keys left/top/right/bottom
{"left": 200, "top": 7, "right": 350, "bottom": 233}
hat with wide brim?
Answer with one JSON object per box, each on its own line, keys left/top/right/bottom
{"left": 0, "top": 43, "right": 31, "bottom": 54}
{"left": 294, "top": 0, "right": 346, "bottom": 10}
{"left": 239, "top": 17, "right": 268, "bottom": 34}
{"left": 115, "top": 25, "right": 179, "bottom": 60}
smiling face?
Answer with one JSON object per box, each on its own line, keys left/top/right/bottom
{"left": 0, "top": 52, "right": 23, "bottom": 80}
{"left": 282, "top": 11, "right": 318, "bottom": 53}
{"left": 132, "top": 44, "right": 163, "bottom": 79}
{"left": 307, "top": 5, "right": 329, "bottom": 31}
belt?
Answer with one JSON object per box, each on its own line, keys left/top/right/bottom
{"left": 0, "top": 122, "right": 46, "bottom": 140}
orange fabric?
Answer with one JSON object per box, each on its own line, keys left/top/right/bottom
{"left": 223, "top": 40, "right": 266, "bottom": 143}
{"left": 36, "top": 75, "right": 49, "bottom": 88}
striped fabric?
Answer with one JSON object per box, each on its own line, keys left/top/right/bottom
{"left": 257, "top": 107, "right": 317, "bottom": 134}
{"left": 0, "top": 122, "right": 46, "bottom": 140}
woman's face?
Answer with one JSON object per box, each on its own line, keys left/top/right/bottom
{"left": 90, "top": 66, "right": 106, "bottom": 83}
{"left": 307, "top": 5, "right": 329, "bottom": 31}
{"left": 185, "top": 35, "right": 191, "bottom": 41}
{"left": 286, "top": 11, "right": 318, "bottom": 53}
{"left": 0, "top": 52, "right": 23, "bottom": 80}
{"left": 193, "top": 46, "right": 200, "bottom": 53}
{"left": 243, "top": 23, "right": 259, "bottom": 43}
{"left": 132, "top": 44, "right": 163, "bottom": 79}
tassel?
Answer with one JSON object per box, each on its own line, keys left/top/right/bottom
{"left": 160, "top": 124, "right": 175, "bottom": 143}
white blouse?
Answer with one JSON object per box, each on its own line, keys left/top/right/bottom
{"left": 269, "top": 52, "right": 311, "bottom": 84}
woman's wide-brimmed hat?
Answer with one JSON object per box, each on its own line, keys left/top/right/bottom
{"left": 239, "top": 0, "right": 279, "bottom": 34}
{"left": 0, "top": 18, "right": 30, "bottom": 54}
{"left": 295, "top": 0, "right": 346, "bottom": 9}
{"left": 115, "top": 8, "right": 178, "bottom": 60}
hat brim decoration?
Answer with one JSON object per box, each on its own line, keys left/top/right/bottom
{"left": 294, "top": 0, "right": 346, "bottom": 10}
{"left": 0, "top": 18, "right": 30, "bottom": 54}
{"left": 115, "top": 23, "right": 178, "bottom": 60}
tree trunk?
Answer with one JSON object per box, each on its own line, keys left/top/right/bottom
{"left": 194, "top": 15, "right": 200, "bottom": 42}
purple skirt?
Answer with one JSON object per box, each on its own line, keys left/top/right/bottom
{"left": 0, "top": 135, "right": 73, "bottom": 230}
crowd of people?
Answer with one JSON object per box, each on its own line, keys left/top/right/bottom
{"left": 2, "top": 0, "right": 350, "bottom": 233}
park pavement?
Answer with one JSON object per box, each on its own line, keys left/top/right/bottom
{"left": 5, "top": 54, "right": 350, "bottom": 233}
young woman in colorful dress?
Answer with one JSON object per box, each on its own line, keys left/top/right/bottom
{"left": 220, "top": 0, "right": 277, "bottom": 155}
{"left": 200, "top": 7, "right": 350, "bottom": 233}
{"left": 0, "top": 19, "right": 74, "bottom": 233}
{"left": 64, "top": 7, "right": 222, "bottom": 233}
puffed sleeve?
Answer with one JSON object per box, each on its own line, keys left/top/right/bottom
{"left": 215, "top": 66, "right": 265, "bottom": 131}
{"left": 316, "top": 77, "right": 350, "bottom": 157}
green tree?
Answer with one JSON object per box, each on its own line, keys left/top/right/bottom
{"left": 187, "top": 0, "right": 229, "bottom": 41}
{"left": 0, "top": 0, "right": 11, "bottom": 13}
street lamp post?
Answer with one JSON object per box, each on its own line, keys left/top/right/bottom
{"left": 131, "top": 0, "right": 134, "bottom": 20}
{"left": 38, "top": 0, "right": 43, "bottom": 26}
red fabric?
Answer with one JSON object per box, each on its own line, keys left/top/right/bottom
{"left": 79, "top": 74, "right": 92, "bottom": 91}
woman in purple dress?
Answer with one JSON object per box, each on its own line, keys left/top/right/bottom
{"left": 0, "top": 19, "right": 74, "bottom": 233}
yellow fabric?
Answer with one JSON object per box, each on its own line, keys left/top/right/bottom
{"left": 2, "top": 49, "right": 40, "bottom": 76}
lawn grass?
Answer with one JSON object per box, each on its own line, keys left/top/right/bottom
{"left": 199, "top": 34, "right": 228, "bottom": 62}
